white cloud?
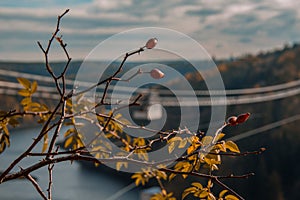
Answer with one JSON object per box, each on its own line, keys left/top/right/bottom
{"left": 0, "top": 0, "right": 299, "bottom": 61}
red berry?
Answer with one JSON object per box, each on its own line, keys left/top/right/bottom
{"left": 150, "top": 68, "right": 165, "bottom": 79}
{"left": 145, "top": 38, "right": 158, "bottom": 49}
{"left": 227, "top": 116, "right": 238, "bottom": 126}
{"left": 236, "top": 112, "right": 250, "bottom": 124}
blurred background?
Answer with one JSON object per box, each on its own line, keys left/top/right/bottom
{"left": 0, "top": 0, "right": 300, "bottom": 199}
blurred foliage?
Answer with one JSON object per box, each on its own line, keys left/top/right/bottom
{"left": 184, "top": 43, "right": 300, "bottom": 200}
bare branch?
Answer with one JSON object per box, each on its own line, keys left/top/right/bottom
{"left": 25, "top": 174, "right": 47, "bottom": 200}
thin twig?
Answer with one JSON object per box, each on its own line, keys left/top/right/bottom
{"left": 25, "top": 174, "right": 47, "bottom": 200}
{"left": 47, "top": 163, "right": 54, "bottom": 200}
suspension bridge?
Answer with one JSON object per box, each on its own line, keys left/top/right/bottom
{"left": 1, "top": 69, "right": 300, "bottom": 106}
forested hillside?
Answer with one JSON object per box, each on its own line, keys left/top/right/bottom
{"left": 1, "top": 43, "right": 300, "bottom": 199}
{"left": 185, "top": 43, "right": 300, "bottom": 199}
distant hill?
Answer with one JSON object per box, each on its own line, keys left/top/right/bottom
{"left": 169, "top": 43, "right": 300, "bottom": 199}
{"left": 1, "top": 43, "right": 300, "bottom": 199}
{"left": 185, "top": 43, "right": 300, "bottom": 89}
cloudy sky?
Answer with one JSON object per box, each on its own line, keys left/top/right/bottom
{"left": 0, "top": 0, "right": 299, "bottom": 61}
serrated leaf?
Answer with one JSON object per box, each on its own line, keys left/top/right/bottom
{"left": 18, "top": 89, "right": 31, "bottom": 97}
{"left": 17, "top": 77, "right": 31, "bottom": 89}
{"left": 225, "top": 141, "right": 240, "bottom": 153}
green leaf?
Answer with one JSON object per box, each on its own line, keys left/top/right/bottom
{"left": 225, "top": 141, "right": 240, "bottom": 153}
{"left": 17, "top": 77, "right": 31, "bottom": 89}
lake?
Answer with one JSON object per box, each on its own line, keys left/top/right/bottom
{"left": 0, "top": 127, "right": 145, "bottom": 200}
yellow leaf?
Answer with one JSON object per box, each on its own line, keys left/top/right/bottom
{"left": 18, "top": 89, "right": 31, "bottom": 97}
{"left": 64, "top": 137, "right": 73, "bottom": 148}
{"left": 4, "top": 134, "right": 10, "bottom": 147}
{"left": 214, "top": 141, "right": 226, "bottom": 152}
{"left": 42, "top": 134, "right": 48, "bottom": 153}
{"left": 131, "top": 173, "right": 146, "bottom": 186}
{"left": 182, "top": 187, "right": 197, "bottom": 200}
{"left": 8, "top": 117, "right": 19, "bottom": 127}
{"left": 187, "top": 143, "right": 200, "bottom": 155}
{"left": 17, "top": 77, "right": 31, "bottom": 89}
{"left": 116, "top": 162, "right": 127, "bottom": 171}
{"left": 208, "top": 193, "right": 216, "bottom": 200}
{"left": 64, "top": 128, "right": 75, "bottom": 137}
{"left": 2, "top": 125, "right": 9, "bottom": 136}
{"left": 21, "top": 97, "right": 31, "bottom": 105}
{"left": 156, "top": 170, "right": 167, "bottom": 180}
{"left": 169, "top": 173, "right": 176, "bottom": 181}
{"left": 31, "top": 81, "right": 38, "bottom": 93}
{"left": 66, "top": 99, "right": 73, "bottom": 107}
{"left": 191, "top": 182, "right": 203, "bottom": 189}
{"left": 225, "top": 141, "right": 240, "bottom": 153}
{"left": 198, "top": 190, "right": 209, "bottom": 198}
{"left": 179, "top": 139, "right": 187, "bottom": 148}
{"left": 201, "top": 136, "right": 213, "bottom": 146}
{"left": 168, "top": 136, "right": 182, "bottom": 143}
{"left": 215, "top": 133, "right": 225, "bottom": 141}
{"left": 219, "top": 190, "right": 228, "bottom": 198}
{"left": 28, "top": 102, "right": 41, "bottom": 108}
{"left": 168, "top": 141, "right": 176, "bottom": 153}
{"left": 225, "top": 194, "right": 239, "bottom": 200}
{"left": 211, "top": 164, "right": 219, "bottom": 171}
